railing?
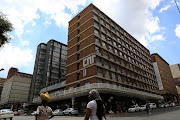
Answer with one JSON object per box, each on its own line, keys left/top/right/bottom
{"left": 33, "top": 83, "right": 163, "bottom": 103}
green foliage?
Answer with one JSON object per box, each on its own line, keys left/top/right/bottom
{"left": 0, "top": 12, "right": 14, "bottom": 47}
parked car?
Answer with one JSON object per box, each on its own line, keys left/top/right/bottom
{"left": 169, "top": 102, "right": 176, "bottom": 107}
{"left": 31, "top": 111, "right": 37, "bottom": 116}
{"left": 128, "top": 105, "right": 140, "bottom": 112}
{"left": 149, "top": 103, "right": 157, "bottom": 109}
{"left": 158, "top": 104, "right": 165, "bottom": 108}
{"left": 53, "top": 109, "right": 63, "bottom": 116}
{"left": 13, "top": 111, "right": 20, "bottom": 116}
{"left": 62, "top": 108, "right": 78, "bottom": 116}
{"left": 139, "top": 105, "right": 146, "bottom": 111}
{"left": 164, "top": 103, "right": 169, "bottom": 108}
{"left": 0, "top": 109, "right": 14, "bottom": 120}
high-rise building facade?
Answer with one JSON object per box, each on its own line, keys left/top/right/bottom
{"left": 170, "top": 63, "right": 180, "bottom": 87}
{"left": 151, "top": 53, "right": 178, "bottom": 101}
{"left": 0, "top": 68, "right": 32, "bottom": 109}
{"left": 29, "top": 39, "right": 67, "bottom": 102}
{"left": 0, "top": 77, "right": 7, "bottom": 100}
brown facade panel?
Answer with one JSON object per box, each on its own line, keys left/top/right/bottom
{"left": 80, "top": 35, "right": 94, "bottom": 49}
{"left": 79, "top": 45, "right": 95, "bottom": 59}
{"left": 69, "top": 16, "right": 79, "bottom": 27}
{"left": 80, "top": 27, "right": 94, "bottom": 40}
{"left": 69, "top": 29, "right": 78, "bottom": 40}
{"left": 67, "top": 54, "right": 78, "bottom": 65}
{"left": 67, "top": 37, "right": 78, "bottom": 50}
{"left": 66, "top": 63, "right": 77, "bottom": 75}
{"left": 66, "top": 72, "right": 77, "bottom": 84}
{"left": 69, "top": 22, "right": 78, "bottom": 34}
{"left": 80, "top": 11, "right": 93, "bottom": 25}
{"left": 80, "top": 18, "right": 94, "bottom": 33}
{"left": 67, "top": 44, "right": 77, "bottom": 57}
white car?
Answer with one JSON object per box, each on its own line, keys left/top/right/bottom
{"left": 31, "top": 111, "right": 37, "bottom": 116}
{"left": 0, "top": 109, "right": 14, "bottom": 120}
{"left": 128, "top": 105, "right": 140, "bottom": 112}
{"left": 149, "top": 103, "right": 157, "bottom": 109}
{"left": 63, "top": 108, "right": 78, "bottom": 116}
{"left": 139, "top": 105, "right": 146, "bottom": 111}
{"left": 158, "top": 104, "right": 165, "bottom": 108}
{"left": 52, "top": 109, "right": 63, "bottom": 116}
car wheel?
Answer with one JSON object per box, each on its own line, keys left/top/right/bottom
{"left": 10, "top": 118, "right": 13, "bottom": 120}
{"left": 62, "top": 112, "right": 65, "bottom": 116}
{"left": 69, "top": 112, "right": 72, "bottom": 116}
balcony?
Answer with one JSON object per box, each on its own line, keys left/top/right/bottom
{"left": 33, "top": 83, "right": 163, "bottom": 103}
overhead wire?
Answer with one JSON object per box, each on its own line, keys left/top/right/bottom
{"left": 174, "top": 0, "right": 180, "bottom": 13}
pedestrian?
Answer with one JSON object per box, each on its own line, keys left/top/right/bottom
{"left": 35, "top": 92, "right": 54, "bottom": 120}
{"left": 84, "top": 89, "right": 106, "bottom": 120}
{"left": 146, "top": 102, "right": 151, "bottom": 114}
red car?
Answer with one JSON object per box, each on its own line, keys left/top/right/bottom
{"left": 14, "top": 111, "right": 20, "bottom": 116}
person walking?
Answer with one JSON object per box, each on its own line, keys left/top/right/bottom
{"left": 146, "top": 102, "right": 151, "bottom": 114}
{"left": 84, "top": 89, "right": 106, "bottom": 120}
{"left": 35, "top": 92, "right": 54, "bottom": 120}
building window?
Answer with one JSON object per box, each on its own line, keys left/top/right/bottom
{"left": 103, "top": 50, "right": 108, "bottom": 58}
{"left": 94, "top": 29, "right": 99, "bottom": 36}
{"left": 112, "top": 72, "right": 116, "bottom": 80}
{"left": 107, "top": 37, "right": 112, "bottom": 44}
{"left": 100, "top": 12, "right": 104, "bottom": 18}
{"left": 109, "top": 45, "right": 113, "bottom": 51}
{"left": 94, "top": 21, "right": 99, "bottom": 28}
{"left": 101, "top": 25, "right": 105, "bottom": 32}
{"left": 97, "top": 78, "right": 103, "bottom": 83}
{"left": 94, "top": 13, "right": 98, "bottom": 20}
{"left": 100, "top": 18, "right": 104, "bottom": 25}
{"left": 113, "top": 41, "right": 117, "bottom": 46}
{"left": 106, "top": 23, "right": 110, "bottom": 28}
{"left": 114, "top": 49, "right": 118, "bottom": 54}
{"left": 101, "top": 33, "right": 106, "bottom": 39}
{"left": 110, "top": 53, "right": 114, "bottom": 61}
{"left": 107, "top": 30, "right": 111, "bottom": 36}
{"left": 105, "top": 70, "right": 110, "bottom": 78}
{"left": 102, "top": 41, "right": 107, "bottom": 48}
{"left": 93, "top": 7, "right": 98, "bottom": 13}
{"left": 95, "top": 37, "right": 101, "bottom": 45}
{"left": 104, "top": 59, "right": 109, "bottom": 68}
{"left": 117, "top": 74, "right": 122, "bottom": 82}
{"left": 96, "top": 56, "right": 102, "bottom": 65}
{"left": 112, "top": 27, "right": 115, "bottom": 33}
{"left": 105, "top": 16, "right": 109, "bottom": 22}
{"left": 97, "top": 67, "right": 103, "bottom": 76}
{"left": 95, "top": 46, "right": 101, "bottom": 54}
{"left": 118, "top": 44, "right": 122, "bottom": 50}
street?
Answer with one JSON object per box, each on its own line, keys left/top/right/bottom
{"left": 12, "top": 106, "right": 180, "bottom": 120}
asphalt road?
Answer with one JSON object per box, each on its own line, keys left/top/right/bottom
{"left": 12, "top": 106, "right": 180, "bottom": 120}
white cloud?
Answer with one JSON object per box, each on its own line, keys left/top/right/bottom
{"left": 0, "top": 0, "right": 86, "bottom": 40}
{"left": 145, "top": 16, "right": 160, "bottom": 34}
{"left": 0, "top": 43, "right": 33, "bottom": 76}
{"left": 159, "top": 4, "right": 171, "bottom": 13}
{"left": 175, "top": 24, "right": 180, "bottom": 38}
{"left": 151, "top": 34, "right": 165, "bottom": 41}
{"left": 43, "top": 21, "right": 51, "bottom": 25}
{"left": 150, "top": 0, "right": 164, "bottom": 9}
{"left": 21, "top": 40, "right": 29, "bottom": 46}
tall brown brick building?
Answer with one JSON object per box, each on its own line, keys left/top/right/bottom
{"left": 33, "top": 3, "right": 163, "bottom": 112}
{"left": 151, "top": 53, "right": 178, "bottom": 101}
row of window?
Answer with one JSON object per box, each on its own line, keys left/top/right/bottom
{"left": 97, "top": 67, "right": 158, "bottom": 91}
{"left": 93, "top": 9, "right": 149, "bottom": 56}
{"left": 94, "top": 21, "right": 152, "bottom": 65}
{"left": 95, "top": 45, "right": 155, "bottom": 78}
{"left": 96, "top": 56, "right": 157, "bottom": 86}
{"left": 95, "top": 37, "right": 154, "bottom": 73}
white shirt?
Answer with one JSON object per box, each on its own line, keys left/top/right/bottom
{"left": 87, "top": 100, "right": 105, "bottom": 120}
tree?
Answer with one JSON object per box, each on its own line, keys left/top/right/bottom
{"left": 0, "top": 12, "right": 14, "bottom": 47}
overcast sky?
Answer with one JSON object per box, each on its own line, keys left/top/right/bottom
{"left": 0, "top": 0, "right": 180, "bottom": 78}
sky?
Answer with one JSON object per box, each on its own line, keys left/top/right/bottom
{"left": 0, "top": 0, "right": 180, "bottom": 78}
